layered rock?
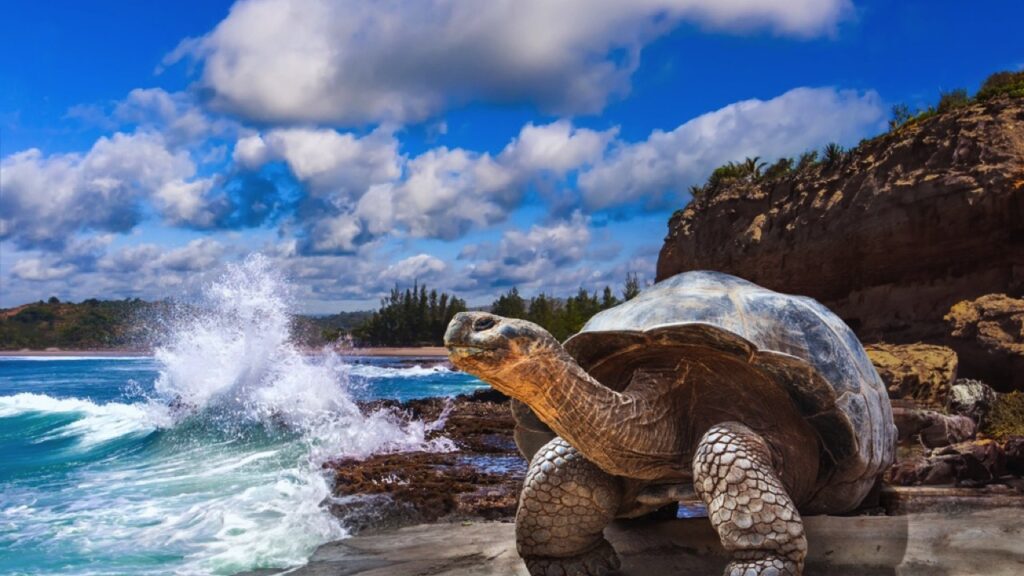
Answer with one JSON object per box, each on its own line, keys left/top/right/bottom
{"left": 945, "top": 294, "right": 1024, "bottom": 390}
{"left": 865, "top": 343, "right": 958, "bottom": 408}
{"left": 657, "top": 97, "right": 1024, "bottom": 389}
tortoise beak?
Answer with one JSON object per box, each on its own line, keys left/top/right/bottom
{"left": 445, "top": 312, "right": 501, "bottom": 363}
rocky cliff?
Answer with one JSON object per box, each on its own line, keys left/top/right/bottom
{"left": 658, "top": 96, "right": 1024, "bottom": 388}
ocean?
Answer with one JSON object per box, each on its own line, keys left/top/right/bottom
{"left": 0, "top": 257, "right": 486, "bottom": 575}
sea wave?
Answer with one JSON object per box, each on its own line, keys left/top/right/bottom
{"left": 0, "top": 392, "right": 171, "bottom": 447}
{"left": 346, "top": 363, "right": 453, "bottom": 380}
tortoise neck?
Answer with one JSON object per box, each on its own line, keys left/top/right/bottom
{"left": 501, "top": 347, "right": 688, "bottom": 480}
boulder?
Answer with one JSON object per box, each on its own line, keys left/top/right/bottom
{"left": 889, "top": 439, "right": 1006, "bottom": 486}
{"left": 892, "top": 404, "right": 975, "bottom": 447}
{"left": 947, "top": 378, "right": 999, "bottom": 426}
{"left": 866, "top": 343, "right": 958, "bottom": 408}
{"left": 945, "top": 294, "right": 1024, "bottom": 391}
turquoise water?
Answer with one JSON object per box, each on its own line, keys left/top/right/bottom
{"left": 0, "top": 256, "right": 486, "bottom": 575}
{"left": 0, "top": 356, "right": 483, "bottom": 576}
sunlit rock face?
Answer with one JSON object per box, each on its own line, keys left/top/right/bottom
{"left": 658, "top": 97, "right": 1024, "bottom": 389}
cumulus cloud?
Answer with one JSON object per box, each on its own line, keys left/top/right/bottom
{"left": 0, "top": 132, "right": 199, "bottom": 249}
{"left": 171, "top": 0, "right": 852, "bottom": 124}
{"left": 578, "top": 87, "right": 885, "bottom": 210}
{"left": 114, "top": 88, "right": 233, "bottom": 147}
{"left": 232, "top": 120, "right": 615, "bottom": 253}
{"left": 461, "top": 212, "right": 595, "bottom": 289}
{"left": 233, "top": 126, "right": 401, "bottom": 200}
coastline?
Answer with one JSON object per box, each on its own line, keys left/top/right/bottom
{"left": 0, "top": 346, "right": 449, "bottom": 358}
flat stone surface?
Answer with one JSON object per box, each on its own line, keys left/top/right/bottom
{"left": 241, "top": 505, "right": 1024, "bottom": 576}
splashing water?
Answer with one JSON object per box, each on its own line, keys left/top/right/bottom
{"left": 0, "top": 254, "right": 457, "bottom": 575}
{"left": 152, "top": 254, "right": 451, "bottom": 458}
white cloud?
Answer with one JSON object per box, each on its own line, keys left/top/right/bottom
{"left": 172, "top": 0, "right": 852, "bottom": 124}
{"left": 114, "top": 88, "right": 230, "bottom": 147}
{"left": 233, "top": 120, "right": 616, "bottom": 253}
{"left": 234, "top": 126, "right": 402, "bottom": 201}
{"left": 10, "top": 258, "right": 77, "bottom": 282}
{"left": 578, "top": 87, "right": 885, "bottom": 210}
{"left": 379, "top": 254, "right": 448, "bottom": 286}
{"left": 462, "top": 212, "right": 594, "bottom": 288}
{"left": 0, "top": 132, "right": 199, "bottom": 249}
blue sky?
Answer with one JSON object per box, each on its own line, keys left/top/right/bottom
{"left": 1, "top": 0, "right": 1021, "bottom": 313}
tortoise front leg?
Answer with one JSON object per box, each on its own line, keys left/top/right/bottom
{"left": 694, "top": 423, "right": 808, "bottom": 576}
{"left": 517, "top": 437, "right": 622, "bottom": 576}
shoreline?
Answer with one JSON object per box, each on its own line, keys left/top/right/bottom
{"left": 0, "top": 346, "right": 450, "bottom": 358}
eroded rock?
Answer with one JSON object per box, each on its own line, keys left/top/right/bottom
{"left": 866, "top": 343, "right": 958, "bottom": 408}
{"left": 657, "top": 98, "right": 1024, "bottom": 388}
{"left": 945, "top": 294, "right": 1024, "bottom": 391}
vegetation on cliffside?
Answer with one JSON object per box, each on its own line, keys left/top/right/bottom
{"left": 686, "top": 69, "right": 1024, "bottom": 206}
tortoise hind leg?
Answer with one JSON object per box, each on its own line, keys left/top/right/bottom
{"left": 694, "top": 423, "right": 808, "bottom": 576}
{"left": 517, "top": 437, "right": 622, "bottom": 576}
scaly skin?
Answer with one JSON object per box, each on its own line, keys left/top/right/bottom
{"left": 694, "top": 423, "right": 807, "bottom": 576}
{"left": 517, "top": 437, "right": 622, "bottom": 576}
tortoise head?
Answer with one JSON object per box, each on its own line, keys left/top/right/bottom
{"left": 444, "top": 312, "right": 562, "bottom": 396}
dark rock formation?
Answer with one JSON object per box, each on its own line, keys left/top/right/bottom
{"left": 865, "top": 343, "right": 958, "bottom": 408}
{"left": 888, "top": 439, "right": 1006, "bottom": 486}
{"left": 657, "top": 97, "right": 1024, "bottom": 389}
{"left": 323, "top": 389, "right": 524, "bottom": 533}
{"left": 947, "top": 378, "right": 999, "bottom": 427}
{"left": 945, "top": 293, "right": 1024, "bottom": 391}
{"left": 1004, "top": 436, "right": 1024, "bottom": 475}
{"left": 891, "top": 403, "right": 975, "bottom": 448}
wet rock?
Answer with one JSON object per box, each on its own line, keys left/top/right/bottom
{"left": 947, "top": 378, "right": 999, "bottom": 426}
{"left": 945, "top": 294, "right": 1024, "bottom": 391}
{"left": 1004, "top": 436, "right": 1024, "bottom": 475}
{"left": 891, "top": 404, "right": 975, "bottom": 447}
{"left": 324, "top": 390, "right": 524, "bottom": 534}
{"left": 889, "top": 440, "right": 1006, "bottom": 486}
{"left": 866, "top": 343, "right": 959, "bottom": 408}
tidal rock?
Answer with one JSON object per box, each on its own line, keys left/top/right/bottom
{"left": 945, "top": 294, "right": 1024, "bottom": 391}
{"left": 947, "top": 378, "right": 999, "bottom": 426}
{"left": 657, "top": 98, "right": 1024, "bottom": 381}
{"left": 865, "top": 343, "right": 958, "bottom": 408}
{"left": 324, "top": 391, "right": 524, "bottom": 534}
{"left": 1004, "top": 436, "right": 1024, "bottom": 475}
{"left": 889, "top": 439, "right": 1006, "bottom": 486}
{"left": 891, "top": 404, "right": 975, "bottom": 447}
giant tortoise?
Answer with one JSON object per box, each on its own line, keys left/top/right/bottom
{"left": 444, "top": 271, "right": 896, "bottom": 576}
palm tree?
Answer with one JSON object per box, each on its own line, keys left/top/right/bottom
{"left": 741, "top": 156, "right": 767, "bottom": 180}
{"left": 823, "top": 143, "right": 845, "bottom": 168}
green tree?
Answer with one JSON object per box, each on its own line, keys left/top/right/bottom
{"left": 491, "top": 287, "right": 527, "bottom": 318}
{"left": 889, "top": 103, "right": 914, "bottom": 130}
{"left": 623, "top": 273, "right": 641, "bottom": 301}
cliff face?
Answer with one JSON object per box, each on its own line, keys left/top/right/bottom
{"left": 657, "top": 98, "right": 1024, "bottom": 385}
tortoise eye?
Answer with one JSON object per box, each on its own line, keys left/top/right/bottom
{"left": 473, "top": 317, "right": 497, "bottom": 331}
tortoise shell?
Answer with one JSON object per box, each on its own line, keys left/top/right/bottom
{"left": 561, "top": 271, "right": 896, "bottom": 512}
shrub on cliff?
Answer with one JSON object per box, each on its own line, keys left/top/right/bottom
{"left": 937, "top": 88, "right": 970, "bottom": 113}
{"left": 976, "top": 70, "right": 1024, "bottom": 101}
